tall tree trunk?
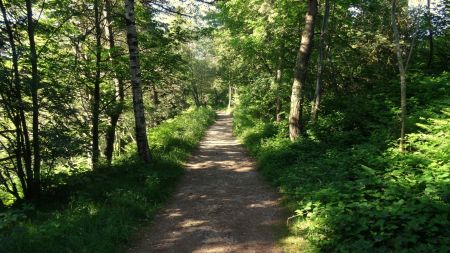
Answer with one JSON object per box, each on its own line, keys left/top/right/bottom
{"left": 426, "top": 0, "right": 433, "bottom": 69}
{"left": 0, "top": 0, "right": 29, "bottom": 194}
{"left": 311, "top": 0, "right": 330, "bottom": 123}
{"left": 288, "top": 0, "right": 318, "bottom": 140}
{"left": 151, "top": 84, "right": 159, "bottom": 107}
{"left": 92, "top": 0, "right": 102, "bottom": 168}
{"left": 104, "top": 0, "right": 125, "bottom": 164}
{"left": 25, "top": 0, "right": 41, "bottom": 199}
{"left": 391, "top": 0, "right": 407, "bottom": 152}
{"left": 124, "top": 0, "right": 151, "bottom": 163}
{"left": 275, "top": 66, "right": 282, "bottom": 122}
{"left": 227, "top": 84, "right": 232, "bottom": 110}
{"left": 274, "top": 26, "right": 289, "bottom": 123}
{"left": 192, "top": 85, "right": 202, "bottom": 107}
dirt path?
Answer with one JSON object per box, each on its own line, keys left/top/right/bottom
{"left": 128, "top": 112, "right": 284, "bottom": 253}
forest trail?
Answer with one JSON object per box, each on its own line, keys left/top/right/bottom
{"left": 128, "top": 112, "right": 285, "bottom": 253}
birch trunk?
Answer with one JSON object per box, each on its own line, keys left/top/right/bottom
{"left": 426, "top": 0, "right": 433, "bottom": 68}
{"left": 275, "top": 67, "right": 282, "bottom": 122}
{"left": 125, "top": 0, "right": 151, "bottom": 163}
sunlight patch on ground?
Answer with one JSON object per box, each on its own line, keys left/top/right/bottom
{"left": 281, "top": 219, "right": 314, "bottom": 253}
{"left": 180, "top": 219, "right": 208, "bottom": 228}
{"left": 247, "top": 200, "right": 278, "bottom": 209}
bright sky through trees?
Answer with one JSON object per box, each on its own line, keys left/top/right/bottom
{"left": 409, "top": 0, "right": 441, "bottom": 8}
{"left": 153, "top": 0, "right": 214, "bottom": 26}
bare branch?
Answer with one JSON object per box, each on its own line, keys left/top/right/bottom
{"left": 146, "top": 1, "right": 193, "bottom": 18}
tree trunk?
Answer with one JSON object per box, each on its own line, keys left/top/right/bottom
{"left": 426, "top": 0, "right": 433, "bottom": 69}
{"left": 288, "top": 0, "right": 318, "bottom": 140}
{"left": 191, "top": 85, "right": 202, "bottom": 107}
{"left": 104, "top": 0, "right": 125, "bottom": 164}
{"left": 311, "top": 0, "right": 330, "bottom": 123}
{"left": 0, "top": 0, "right": 29, "bottom": 195}
{"left": 124, "top": 0, "right": 151, "bottom": 163}
{"left": 391, "top": 0, "right": 407, "bottom": 152}
{"left": 275, "top": 28, "right": 288, "bottom": 123}
{"left": 151, "top": 84, "right": 159, "bottom": 107}
{"left": 92, "top": 0, "right": 102, "bottom": 168}
{"left": 25, "top": 0, "right": 41, "bottom": 199}
{"left": 227, "top": 84, "right": 232, "bottom": 110}
{"left": 275, "top": 67, "right": 282, "bottom": 122}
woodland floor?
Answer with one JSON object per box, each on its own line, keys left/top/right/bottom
{"left": 127, "top": 112, "right": 285, "bottom": 253}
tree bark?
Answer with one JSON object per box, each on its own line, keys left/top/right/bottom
{"left": 92, "top": 0, "right": 102, "bottom": 168}
{"left": 288, "top": 0, "right": 318, "bottom": 140}
{"left": 124, "top": 0, "right": 151, "bottom": 163}
{"left": 25, "top": 0, "right": 41, "bottom": 199}
{"left": 104, "top": 0, "right": 125, "bottom": 164}
{"left": 311, "top": 0, "right": 330, "bottom": 123}
{"left": 391, "top": 0, "right": 407, "bottom": 152}
{"left": 426, "top": 0, "right": 433, "bottom": 69}
{"left": 151, "top": 84, "right": 159, "bottom": 107}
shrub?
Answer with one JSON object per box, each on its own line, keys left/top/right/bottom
{"left": 234, "top": 73, "right": 450, "bottom": 252}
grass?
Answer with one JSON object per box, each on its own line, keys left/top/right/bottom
{"left": 0, "top": 107, "right": 216, "bottom": 253}
{"left": 233, "top": 72, "right": 450, "bottom": 252}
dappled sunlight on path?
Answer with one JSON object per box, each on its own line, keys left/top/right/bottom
{"left": 127, "top": 112, "right": 284, "bottom": 253}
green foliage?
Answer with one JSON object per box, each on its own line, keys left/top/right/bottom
{"left": 149, "top": 107, "right": 216, "bottom": 156}
{"left": 0, "top": 107, "right": 215, "bottom": 253}
{"left": 0, "top": 0, "right": 220, "bottom": 202}
{"left": 234, "top": 73, "right": 450, "bottom": 252}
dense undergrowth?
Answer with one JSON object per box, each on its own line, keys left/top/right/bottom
{"left": 0, "top": 107, "right": 215, "bottom": 253}
{"left": 234, "top": 73, "right": 450, "bottom": 252}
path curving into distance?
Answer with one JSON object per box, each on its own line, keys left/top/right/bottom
{"left": 128, "top": 112, "right": 284, "bottom": 253}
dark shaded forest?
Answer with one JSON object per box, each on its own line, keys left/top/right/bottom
{"left": 0, "top": 0, "right": 449, "bottom": 252}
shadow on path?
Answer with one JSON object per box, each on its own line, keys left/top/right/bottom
{"left": 128, "top": 112, "right": 284, "bottom": 253}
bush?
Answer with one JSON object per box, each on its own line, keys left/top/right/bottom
{"left": 234, "top": 73, "right": 450, "bottom": 252}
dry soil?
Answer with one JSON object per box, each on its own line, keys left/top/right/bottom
{"left": 127, "top": 112, "right": 284, "bottom": 253}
